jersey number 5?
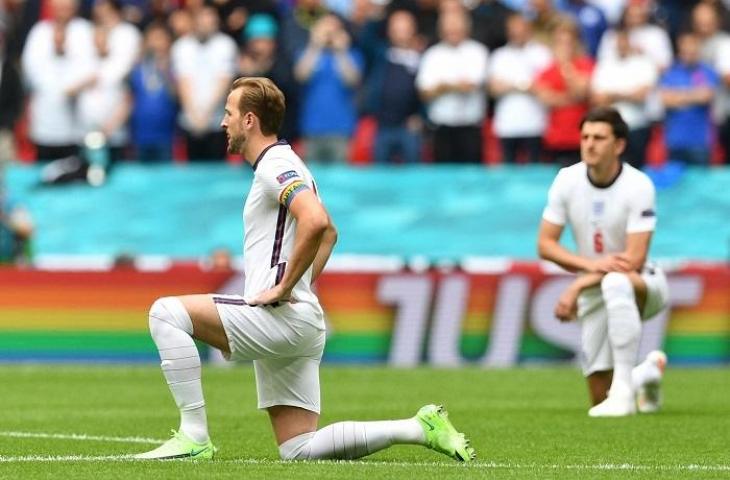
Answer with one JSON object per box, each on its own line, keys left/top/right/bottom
{"left": 593, "top": 230, "right": 604, "bottom": 254}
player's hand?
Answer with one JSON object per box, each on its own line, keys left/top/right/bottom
{"left": 246, "top": 285, "right": 295, "bottom": 307}
{"left": 588, "top": 255, "right": 629, "bottom": 273}
{"left": 554, "top": 285, "right": 579, "bottom": 322}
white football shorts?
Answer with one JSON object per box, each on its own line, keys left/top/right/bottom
{"left": 212, "top": 295, "right": 327, "bottom": 413}
{"left": 577, "top": 265, "right": 669, "bottom": 376}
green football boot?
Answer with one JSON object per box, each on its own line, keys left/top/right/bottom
{"left": 134, "top": 430, "right": 215, "bottom": 460}
{"left": 416, "top": 404, "right": 476, "bottom": 462}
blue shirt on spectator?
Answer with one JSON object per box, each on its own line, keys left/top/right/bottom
{"left": 660, "top": 61, "right": 719, "bottom": 150}
{"left": 561, "top": 2, "right": 607, "bottom": 58}
{"left": 298, "top": 48, "right": 364, "bottom": 137}
{"left": 129, "top": 59, "right": 178, "bottom": 148}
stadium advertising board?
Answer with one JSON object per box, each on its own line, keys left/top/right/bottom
{"left": 0, "top": 263, "right": 727, "bottom": 364}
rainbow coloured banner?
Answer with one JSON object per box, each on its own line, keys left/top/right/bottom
{"left": 0, "top": 264, "right": 728, "bottom": 364}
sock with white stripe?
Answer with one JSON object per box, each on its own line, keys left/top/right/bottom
{"left": 148, "top": 297, "right": 209, "bottom": 443}
{"left": 279, "top": 419, "right": 425, "bottom": 460}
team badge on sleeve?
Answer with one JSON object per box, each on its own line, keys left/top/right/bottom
{"left": 276, "top": 170, "right": 300, "bottom": 184}
{"left": 641, "top": 209, "right": 655, "bottom": 218}
{"left": 279, "top": 180, "right": 309, "bottom": 207}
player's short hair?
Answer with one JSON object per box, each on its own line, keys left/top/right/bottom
{"left": 580, "top": 107, "right": 629, "bottom": 140}
{"left": 230, "top": 77, "right": 285, "bottom": 136}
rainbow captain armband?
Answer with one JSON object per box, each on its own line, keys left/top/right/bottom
{"left": 279, "top": 180, "right": 309, "bottom": 207}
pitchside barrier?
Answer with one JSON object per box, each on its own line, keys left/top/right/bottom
{"left": 0, "top": 260, "right": 727, "bottom": 365}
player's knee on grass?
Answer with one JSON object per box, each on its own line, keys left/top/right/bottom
{"left": 149, "top": 297, "right": 194, "bottom": 336}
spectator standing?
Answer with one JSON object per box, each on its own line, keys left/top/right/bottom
{"left": 489, "top": 13, "right": 551, "bottom": 164}
{"left": 692, "top": 1, "right": 730, "bottom": 163}
{"left": 77, "top": 0, "right": 141, "bottom": 164}
{"left": 597, "top": 1, "right": 672, "bottom": 72}
{"left": 22, "top": 0, "right": 95, "bottom": 161}
{"left": 363, "top": 9, "right": 423, "bottom": 164}
{"left": 294, "top": 14, "right": 364, "bottom": 163}
{"left": 168, "top": 7, "right": 193, "bottom": 39}
{"left": 216, "top": 0, "right": 278, "bottom": 40}
{"left": 533, "top": 17, "right": 594, "bottom": 166}
{"left": 129, "top": 22, "right": 178, "bottom": 162}
{"left": 659, "top": 32, "right": 719, "bottom": 166}
{"left": 388, "top": 0, "right": 440, "bottom": 47}
{"left": 561, "top": 0, "right": 606, "bottom": 58}
{"left": 0, "top": 26, "right": 22, "bottom": 163}
{"left": 416, "top": 8, "right": 489, "bottom": 163}
{"left": 238, "top": 14, "right": 300, "bottom": 142}
{"left": 279, "top": 0, "right": 328, "bottom": 62}
{"left": 172, "top": 5, "right": 237, "bottom": 161}
{"left": 592, "top": 28, "right": 658, "bottom": 169}
{"left": 471, "top": 0, "right": 515, "bottom": 52}
{"left": 587, "top": 0, "right": 626, "bottom": 26}
{"left": 528, "top": 0, "right": 561, "bottom": 46}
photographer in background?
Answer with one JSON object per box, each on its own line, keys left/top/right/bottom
{"left": 294, "top": 13, "right": 363, "bottom": 164}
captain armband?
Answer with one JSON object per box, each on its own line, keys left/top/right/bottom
{"left": 279, "top": 180, "right": 310, "bottom": 208}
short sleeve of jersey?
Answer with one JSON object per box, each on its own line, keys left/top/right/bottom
{"left": 626, "top": 177, "right": 656, "bottom": 233}
{"left": 542, "top": 169, "right": 568, "bottom": 226}
{"left": 256, "top": 159, "right": 310, "bottom": 208}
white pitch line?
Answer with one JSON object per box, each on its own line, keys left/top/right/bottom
{"left": 0, "top": 431, "right": 164, "bottom": 445}
{"left": 0, "top": 455, "right": 133, "bottom": 463}
{"left": 0, "top": 454, "right": 728, "bottom": 473}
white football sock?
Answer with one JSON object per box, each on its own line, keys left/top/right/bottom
{"left": 601, "top": 273, "right": 641, "bottom": 396}
{"left": 279, "top": 419, "right": 425, "bottom": 460}
{"left": 149, "top": 297, "right": 209, "bottom": 443}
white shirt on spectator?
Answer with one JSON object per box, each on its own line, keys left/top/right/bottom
{"left": 172, "top": 33, "right": 237, "bottom": 132}
{"left": 490, "top": 40, "right": 551, "bottom": 138}
{"left": 700, "top": 33, "right": 730, "bottom": 122}
{"left": 100, "top": 22, "right": 141, "bottom": 84}
{"left": 78, "top": 22, "right": 141, "bottom": 146}
{"left": 416, "top": 39, "right": 489, "bottom": 127}
{"left": 598, "top": 27, "right": 673, "bottom": 71}
{"left": 592, "top": 53, "right": 658, "bottom": 130}
{"left": 22, "top": 18, "right": 95, "bottom": 146}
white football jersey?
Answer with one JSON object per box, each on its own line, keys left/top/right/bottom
{"left": 542, "top": 162, "right": 656, "bottom": 258}
{"left": 242, "top": 141, "right": 323, "bottom": 314}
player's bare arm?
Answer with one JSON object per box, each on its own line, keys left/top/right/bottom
{"left": 554, "top": 272, "right": 605, "bottom": 322}
{"left": 311, "top": 215, "right": 338, "bottom": 284}
{"left": 554, "top": 230, "right": 654, "bottom": 322}
{"left": 247, "top": 189, "right": 330, "bottom": 306}
{"left": 615, "top": 231, "right": 652, "bottom": 272}
{"left": 538, "top": 219, "right": 624, "bottom": 273}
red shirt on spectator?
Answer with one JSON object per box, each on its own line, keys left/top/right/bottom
{"left": 536, "top": 56, "right": 595, "bottom": 151}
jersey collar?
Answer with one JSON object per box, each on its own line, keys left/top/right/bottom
{"left": 252, "top": 139, "right": 289, "bottom": 171}
{"left": 587, "top": 161, "right": 623, "bottom": 189}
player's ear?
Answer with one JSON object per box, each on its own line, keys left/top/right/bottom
{"left": 615, "top": 138, "right": 627, "bottom": 156}
{"left": 243, "top": 112, "right": 254, "bottom": 128}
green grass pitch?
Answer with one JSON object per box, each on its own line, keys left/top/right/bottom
{"left": 1, "top": 365, "right": 728, "bottom": 479}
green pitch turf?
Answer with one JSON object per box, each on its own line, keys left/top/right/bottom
{"left": 0, "top": 365, "right": 728, "bottom": 479}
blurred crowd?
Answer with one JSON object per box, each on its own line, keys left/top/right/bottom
{"left": 0, "top": 0, "right": 729, "bottom": 168}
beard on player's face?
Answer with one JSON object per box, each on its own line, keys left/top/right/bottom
{"left": 227, "top": 130, "right": 246, "bottom": 154}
